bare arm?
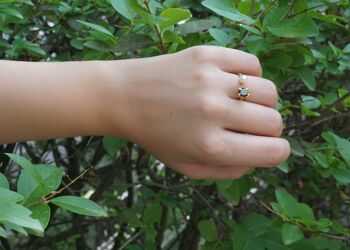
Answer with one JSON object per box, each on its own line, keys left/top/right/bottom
{"left": 0, "top": 46, "right": 290, "bottom": 180}
{"left": 0, "top": 60, "right": 126, "bottom": 143}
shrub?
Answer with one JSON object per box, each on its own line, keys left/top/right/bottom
{"left": 0, "top": 0, "right": 349, "bottom": 249}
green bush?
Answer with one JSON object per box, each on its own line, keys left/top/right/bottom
{"left": 0, "top": 0, "right": 350, "bottom": 249}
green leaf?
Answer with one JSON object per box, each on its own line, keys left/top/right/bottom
{"left": 30, "top": 204, "right": 51, "bottom": 230}
{"left": 159, "top": 8, "right": 191, "bottom": 30}
{"left": 295, "top": 66, "right": 316, "bottom": 91}
{"left": 198, "top": 220, "right": 219, "bottom": 242}
{"left": 282, "top": 223, "right": 304, "bottom": 245}
{"left": 287, "top": 137, "right": 305, "bottom": 157}
{"left": 208, "top": 28, "right": 230, "bottom": 45}
{"left": 0, "top": 0, "right": 33, "bottom": 5}
{"left": 267, "top": 15, "right": 319, "bottom": 38}
{"left": 216, "top": 180, "right": 240, "bottom": 205}
{"left": 301, "top": 96, "right": 321, "bottom": 109}
{"left": 0, "top": 188, "right": 24, "bottom": 203}
{"left": 5, "top": 153, "right": 32, "bottom": 170}
{"left": 0, "top": 226, "right": 6, "bottom": 238}
{"left": 333, "top": 165, "right": 350, "bottom": 184}
{"left": 298, "top": 203, "right": 315, "bottom": 222}
{"left": 0, "top": 173, "right": 9, "bottom": 189}
{"left": 264, "top": 52, "right": 293, "bottom": 69}
{"left": 0, "top": 7, "right": 23, "bottom": 19}
{"left": 343, "top": 43, "right": 350, "bottom": 53}
{"left": 109, "top": 0, "right": 136, "bottom": 21}
{"left": 275, "top": 190, "right": 299, "bottom": 217}
{"left": 177, "top": 20, "right": 216, "bottom": 35}
{"left": 114, "top": 34, "right": 155, "bottom": 52}
{"left": 330, "top": 133, "right": 350, "bottom": 165}
{"left": 102, "top": 136, "right": 127, "bottom": 155}
{"left": 201, "top": 0, "right": 253, "bottom": 25}
{"left": 76, "top": 20, "right": 114, "bottom": 40}
{"left": 51, "top": 196, "right": 107, "bottom": 217}
{"left": 263, "top": 6, "right": 289, "bottom": 27}
{"left": 84, "top": 40, "right": 111, "bottom": 52}
{"left": 0, "top": 203, "right": 43, "bottom": 233}
{"left": 162, "top": 30, "right": 185, "bottom": 44}
{"left": 143, "top": 203, "right": 162, "bottom": 225}
{"left": 17, "top": 164, "right": 63, "bottom": 204}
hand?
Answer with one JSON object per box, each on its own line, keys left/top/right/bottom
{"left": 103, "top": 46, "right": 291, "bottom": 180}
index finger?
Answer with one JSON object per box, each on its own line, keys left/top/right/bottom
{"left": 184, "top": 45, "right": 262, "bottom": 77}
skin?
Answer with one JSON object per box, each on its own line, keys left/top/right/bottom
{"left": 0, "top": 45, "right": 290, "bottom": 180}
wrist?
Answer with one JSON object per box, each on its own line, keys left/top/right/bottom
{"left": 92, "top": 60, "right": 135, "bottom": 140}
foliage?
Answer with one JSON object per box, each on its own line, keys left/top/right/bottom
{"left": 0, "top": 0, "right": 350, "bottom": 249}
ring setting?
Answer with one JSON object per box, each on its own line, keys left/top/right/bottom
{"left": 238, "top": 73, "right": 249, "bottom": 100}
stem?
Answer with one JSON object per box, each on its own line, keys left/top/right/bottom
{"left": 143, "top": 1, "right": 168, "bottom": 54}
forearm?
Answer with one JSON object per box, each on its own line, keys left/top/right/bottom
{"left": 0, "top": 60, "right": 126, "bottom": 144}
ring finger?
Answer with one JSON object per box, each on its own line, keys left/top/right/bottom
{"left": 219, "top": 71, "right": 279, "bottom": 108}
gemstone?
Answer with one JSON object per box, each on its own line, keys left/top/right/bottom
{"left": 239, "top": 74, "right": 248, "bottom": 83}
{"left": 238, "top": 87, "right": 249, "bottom": 97}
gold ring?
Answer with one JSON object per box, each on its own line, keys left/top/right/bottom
{"left": 237, "top": 73, "right": 249, "bottom": 101}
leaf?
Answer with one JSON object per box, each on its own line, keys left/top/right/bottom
{"left": 0, "top": 7, "right": 23, "bottom": 19}
{"left": 0, "top": 173, "right": 9, "bottom": 189}
{"left": 84, "top": 40, "right": 111, "bottom": 52}
{"left": 217, "top": 180, "right": 240, "bottom": 205}
{"left": 17, "top": 164, "right": 63, "bottom": 204}
{"left": 295, "top": 66, "right": 316, "bottom": 91}
{"left": 102, "top": 136, "right": 127, "bottom": 155}
{"left": 208, "top": 28, "right": 230, "bottom": 45}
{"left": 50, "top": 196, "right": 107, "bottom": 217}
{"left": 177, "top": 20, "right": 216, "bottom": 35}
{"left": 114, "top": 34, "right": 155, "bottom": 52}
{"left": 333, "top": 165, "right": 350, "bottom": 184}
{"left": 201, "top": 0, "right": 254, "bottom": 25}
{"left": 30, "top": 204, "right": 51, "bottom": 230}
{"left": 301, "top": 96, "right": 321, "bottom": 109}
{"left": 343, "top": 43, "right": 350, "bottom": 53}
{"left": 0, "top": 203, "right": 43, "bottom": 233}
{"left": 275, "top": 190, "right": 299, "bottom": 217}
{"left": 263, "top": 6, "right": 289, "bottom": 27}
{"left": 264, "top": 52, "right": 293, "bottom": 69}
{"left": 287, "top": 137, "right": 305, "bottom": 157}
{"left": 0, "top": 0, "right": 33, "bottom": 5}
{"left": 267, "top": 15, "right": 319, "bottom": 38}
{"left": 143, "top": 203, "right": 162, "bottom": 225}
{"left": 162, "top": 30, "right": 185, "bottom": 44}
{"left": 0, "top": 188, "right": 24, "bottom": 203}
{"left": 282, "top": 223, "right": 304, "bottom": 245}
{"left": 5, "top": 153, "right": 32, "bottom": 170}
{"left": 198, "top": 220, "right": 219, "bottom": 242}
{"left": 109, "top": 0, "right": 136, "bottom": 21}
{"left": 298, "top": 203, "right": 315, "bottom": 222}
{"left": 76, "top": 20, "right": 114, "bottom": 40}
{"left": 0, "top": 226, "right": 6, "bottom": 238}
{"left": 330, "top": 133, "right": 350, "bottom": 166}
{"left": 159, "top": 8, "right": 192, "bottom": 30}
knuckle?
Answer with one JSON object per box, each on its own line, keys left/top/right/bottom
{"left": 193, "top": 68, "right": 213, "bottom": 86}
{"left": 188, "top": 46, "right": 211, "bottom": 63}
{"left": 196, "top": 95, "right": 227, "bottom": 117}
{"left": 197, "top": 135, "right": 224, "bottom": 156}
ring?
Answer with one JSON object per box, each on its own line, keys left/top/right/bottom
{"left": 237, "top": 73, "right": 250, "bottom": 101}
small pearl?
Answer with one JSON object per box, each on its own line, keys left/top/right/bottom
{"left": 239, "top": 74, "right": 248, "bottom": 83}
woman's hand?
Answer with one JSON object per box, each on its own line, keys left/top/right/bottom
{"left": 102, "top": 46, "right": 291, "bottom": 180}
